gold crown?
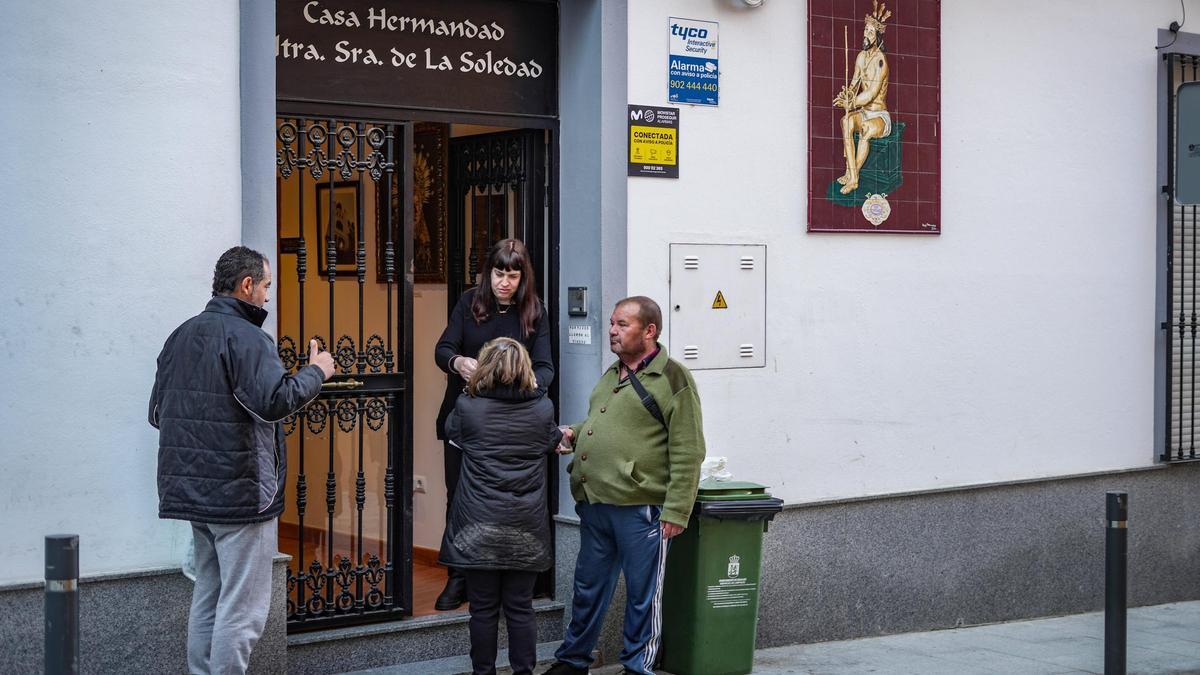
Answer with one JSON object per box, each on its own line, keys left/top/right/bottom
{"left": 865, "top": 0, "right": 892, "bottom": 33}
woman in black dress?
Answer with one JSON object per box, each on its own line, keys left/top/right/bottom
{"left": 433, "top": 238, "right": 554, "bottom": 609}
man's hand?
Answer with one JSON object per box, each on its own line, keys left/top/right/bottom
{"left": 833, "top": 85, "right": 856, "bottom": 111}
{"left": 556, "top": 426, "right": 575, "bottom": 454}
{"left": 453, "top": 356, "right": 478, "bottom": 380}
{"left": 309, "top": 339, "right": 336, "bottom": 381}
{"left": 661, "top": 522, "right": 685, "bottom": 540}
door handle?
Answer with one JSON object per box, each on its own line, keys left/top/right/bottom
{"left": 321, "top": 379, "right": 364, "bottom": 390}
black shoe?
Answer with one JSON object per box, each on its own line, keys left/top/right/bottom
{"left": 434, "top": 573, "right": 466, "bottom": 610}
{"left": 541, "top": 662, "right": 588, "bottom": 675}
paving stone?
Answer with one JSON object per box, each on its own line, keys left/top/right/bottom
{"left": 746, "top": 601, "right": 1200, "bottom": 675}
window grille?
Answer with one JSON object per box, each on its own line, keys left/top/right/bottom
{"left": 1165, "top": 53, "right": 1200, "bottom": 461}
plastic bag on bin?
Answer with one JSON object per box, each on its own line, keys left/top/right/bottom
{"left": 700, "top": 456, "right": 733, "bottom": 482}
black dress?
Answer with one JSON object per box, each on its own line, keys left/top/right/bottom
{"left": 434, "top": 287, "right": 554, "bottom": 441}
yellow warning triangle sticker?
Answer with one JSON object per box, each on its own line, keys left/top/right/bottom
{"left": 711, "top": 291, "right": 728, "bottom": 309}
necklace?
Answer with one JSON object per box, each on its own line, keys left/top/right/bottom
{"left": 496, "top": 303, "right": 512, "bottom": 314}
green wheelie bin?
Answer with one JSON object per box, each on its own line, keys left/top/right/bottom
{"left": 660, "top": 479, "right": 783, "bottom": 675}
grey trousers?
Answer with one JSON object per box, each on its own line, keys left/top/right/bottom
{"left": 188, "top": 519, "right": 277, "bottom": 675}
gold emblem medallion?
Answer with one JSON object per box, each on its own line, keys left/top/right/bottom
{"left": 861, "top": 193, "right": 892, "bottom": 227}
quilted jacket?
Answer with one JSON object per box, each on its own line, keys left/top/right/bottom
{"left": 149, "top": 295, "right": 324, "bottom": 524}
{"left": 439, "top": 386, "right": 561, "bottom": 571}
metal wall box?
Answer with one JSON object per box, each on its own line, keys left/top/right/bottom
{"left": 567, "top": 286, "right": 588, "bottom": 316}
{"left": 668, "top": 244, "right": 766, "bottom": 370}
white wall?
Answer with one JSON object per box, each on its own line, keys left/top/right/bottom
{"left": 413, "top": 287, "right": 449, "bottom": 550}
{"left": 625, "top": 0, "right": 1193, "bottom": 504}
{"left": 0, "top": 2, "right": 242, "bottom": 582}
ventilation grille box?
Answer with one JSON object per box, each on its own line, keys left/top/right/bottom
{"left": 669, "top": 244, "right": 766, "bottom": 370}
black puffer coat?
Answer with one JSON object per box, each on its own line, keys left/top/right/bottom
{"left": 439, "top": 386, "right": 561, "bottom": 571}
{"left": 149, "top": 296, "right": 325, "bottom": 524}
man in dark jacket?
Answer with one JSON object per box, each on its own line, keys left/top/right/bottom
{"left": 149, "top": 246, "right": 334, "bottom": 675}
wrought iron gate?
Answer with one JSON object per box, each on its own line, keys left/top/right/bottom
{"left": 275, "top": 116, "right": 413, "bottom": 630}
{"left": 1165, "top": 53, "right": 1200, "bottom": 462}
{"left": 447, "top": 129, "right": 550, "bottom": 309}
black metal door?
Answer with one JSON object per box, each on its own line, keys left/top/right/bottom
{"left": 446, "top": 129, "right": 557, "bottom": 598}
{"left": 274, "top": 116, "right": 414, "bottom": 631}
{"left": 447, "top": 130, "right": 550, "bottom": 306}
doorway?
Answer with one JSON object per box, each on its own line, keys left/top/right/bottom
{"left": 274, "top": 116, "right": 555, "bottom": 631}
{"left": 413, "top": 124, "right": 556, "bottom": 615}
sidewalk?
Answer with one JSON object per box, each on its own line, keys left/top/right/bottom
{"left": 742, "top": 600, "right": 1200, "bottom": 674}
{"left": 348, "top": 601, "right": 1200, "bottom": 674}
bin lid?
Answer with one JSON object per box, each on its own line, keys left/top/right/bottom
{"left": 697, "top": 497, "right": 784, "bottom": 521}
{"left": 696, "top": 478, "right": 771, "bottom": 501}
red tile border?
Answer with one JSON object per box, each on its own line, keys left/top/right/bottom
{"left": 914, "top": 88, "right": 934, "bottom": 116}
{"left": 812, "top": 16, "right": 834, "bottom": 49}
{"left": 919, "top": 173, "right": 940, "bottom": 203}
{"left": 918, "top": 114, "right": 938, "bottom": 146}
{"left": 918, "top": 0, "right": 939, "bottom": 30}
{"left": 916, "top": 142, "right": 938, "bottom": 172}
{"left": 812, "top": 76, "right": 835, "bottom": 108}
{"left": 904, "top": 113, "right": 921, "bottom": 144}
{"left": 809, "top": 0, "right": 940, "bottom": 234}
{"left": 896, "top": 25, "right": 918, "bottom": 56}
{"left": 917, "top": 56, "right": 939, "bottom": 88}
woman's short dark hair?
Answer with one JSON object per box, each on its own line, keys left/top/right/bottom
{"left": 212, "top": 246, "right": 268, "bottom": 296}
{"left": 470, "top": 238, "right": 541, "bottom": 338}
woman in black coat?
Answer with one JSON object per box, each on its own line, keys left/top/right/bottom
{"left": 434, "top": 238, "right": 554, "bottom": 609}
{"left": 440, "top": 337, "right": 561, "bottom": 675}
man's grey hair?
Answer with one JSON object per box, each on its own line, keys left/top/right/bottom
{"left": 212, "top": 246, "right": 268, "bottom": 296}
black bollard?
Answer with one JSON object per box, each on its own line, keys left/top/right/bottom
{"left": 1105, "top": 492, "right": 1127, "bottom": 675}
{"left": 45, "top": 534, "right": 80, "bottom": 674}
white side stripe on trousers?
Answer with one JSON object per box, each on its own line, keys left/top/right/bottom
{"left": 644, "top": 519, "right": 669, "bottom": 673}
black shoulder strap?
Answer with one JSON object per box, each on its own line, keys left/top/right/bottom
{"left": 627, "top": 371, "right": 667, "bottom": 431}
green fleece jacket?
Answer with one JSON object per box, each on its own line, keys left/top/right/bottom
{"left": 567, "top": 345, "right": 706, "bottom": 527}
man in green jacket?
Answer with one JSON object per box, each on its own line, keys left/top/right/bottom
{"left": 546, "top": 296, "right": 706, "bottom": 675}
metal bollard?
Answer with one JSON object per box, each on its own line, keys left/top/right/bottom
{"left": 1105, "top": 492, "right": 1127, "bottom": 675}
{"left": 45, "top": 534, "right": 80, "bottom": 674}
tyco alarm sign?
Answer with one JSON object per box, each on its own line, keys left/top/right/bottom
{"left": 628, "top": 105, "right": 680, "bottom": 178}
{"left": 668, "top": 17, "right": 718, "bottom": 106}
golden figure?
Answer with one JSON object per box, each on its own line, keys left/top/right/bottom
{"left": 833, "top": 0, "right": 892, "bottom": 195}
{"left": 412, "top": 150, "right": 432, "bottom": 269}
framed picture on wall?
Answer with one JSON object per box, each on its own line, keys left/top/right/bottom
{"left": 807, "top": 0, "right": 941, "bottom": 234}
{"left": 377, "top": 122, "right": 448, "bottom": 284}
{"left": 317, "top": 181, "right": 360, "bottom": 277}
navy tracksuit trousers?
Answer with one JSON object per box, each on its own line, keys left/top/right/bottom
{"left": 555, "top": 502, "right": 670, "bottom": 675}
